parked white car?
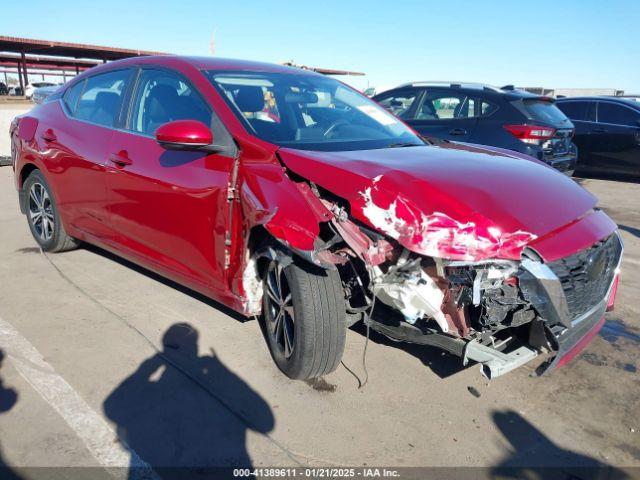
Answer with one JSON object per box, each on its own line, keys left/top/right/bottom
{"left": 25, "top": 82, "right": 56, "bottom": 99}
{"left": 32, "top": 85, "right": 62, "bottom": 104}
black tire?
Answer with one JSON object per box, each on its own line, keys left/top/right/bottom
{"left": 262, "top": 256, "right": 346, "bottom": 380}
{"left": 24, "top": 169, "right": 78, "bottom": 252}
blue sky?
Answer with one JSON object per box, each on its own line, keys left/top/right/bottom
{"left": 2, "top": 0, "right": 639, "bottom": 93}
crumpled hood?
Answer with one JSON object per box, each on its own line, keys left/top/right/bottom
{"left": 278, "top": 143, "right": 600, "bottom": 261}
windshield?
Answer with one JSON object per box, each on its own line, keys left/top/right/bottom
{"left": 206, "top": 71, "right": 423, "bottom": 151}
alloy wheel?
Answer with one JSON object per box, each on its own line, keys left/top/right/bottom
{"left": 264, "top": 261, "right": 296, "bottom": 358}
{"left": 28, "top": 182, "right": 54, "bottom": 242}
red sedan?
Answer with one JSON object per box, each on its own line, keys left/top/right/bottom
{"left": 10, "top": 56, "right": 622, "bottom": 380}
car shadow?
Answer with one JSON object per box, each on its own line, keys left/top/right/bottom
{"left": 103, "top": 323, "right": 275, "bottom": 479}
{"left": 81, "top": 243, "right": 248, "bottom": 323}
{"left": 349, "top": 303, "right": 466, "bottom": 379}
{"left": 574, "top": 173, "right": 640, "bottom": 184}
{"left": 0, "top": 349, "right": 22, "bottom": 480}
{"left": 618, "top": 224, "right": 640, "bottom": 239}
{"left": 490, "top": 409, "right": 631, "bottom": 479}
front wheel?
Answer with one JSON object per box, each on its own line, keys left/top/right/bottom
{"left": 262, "top": 256, "right": 346, "bottom": 380}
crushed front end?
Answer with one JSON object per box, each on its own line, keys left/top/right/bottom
{"left": 272, "top": 146, "right": 623, "bottom": 378}
{"left": 300, "top": 185, "right": 623, "bottom": 378}
{"left": 338, "top": 229, "right": 623, "bottom": 378}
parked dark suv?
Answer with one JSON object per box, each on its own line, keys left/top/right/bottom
{"left": 556, "top": 97, "right": 640, "bottom": 179}
{"left": 374, "top": 83, "right": 577, "bottom": 174}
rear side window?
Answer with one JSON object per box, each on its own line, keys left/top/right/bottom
{"left": 75, "top": 70, "right": 132, "bottom": 127}
{"left": 416, "top": 91, "right": 471, "bottom": 120}
{"left": 481, "top": 101, "right": 499, "bottom": 117}
{"left": 598, "top": 102, "right": 640, "bottom": 127}
{"left": 63, "top": 80, "right": 84, "bottom": 114}
{"left": 515, "top": 99, "right": 568, "bottom": 124}
{"left": 375, "top": 90, "right": 419, "bottom": 119}
{"left": 556, "top": 101, "right": 593, "bottom": 121}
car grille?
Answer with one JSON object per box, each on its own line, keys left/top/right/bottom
{"left": 546, "top": 234, "right": 622, "bottom": 319}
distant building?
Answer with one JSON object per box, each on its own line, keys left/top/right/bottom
{"left": 519, "top": 87, "right": 625, "bottom": 98}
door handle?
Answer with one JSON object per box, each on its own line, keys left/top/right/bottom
{"left": 591, "top": 128, "right": 607, "bottom": 133}
{"left": 448, "top": 128, "right": 467, "bottom": 136}
{"left": 109, "top": 151, "right": 133, "bottom": 166}
{"left": 41, "top": 129, "right": 57, "bottom": 142}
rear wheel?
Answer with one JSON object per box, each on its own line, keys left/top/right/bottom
{"left": 263, "top": 256, "right": 346, "bottom": 380}
{"left": 24, "top": 170, "right": 78, "bottom": 252}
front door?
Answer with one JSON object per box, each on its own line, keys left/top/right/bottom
{"left": 105, "top": 67, "right": 236, "bottom": 293}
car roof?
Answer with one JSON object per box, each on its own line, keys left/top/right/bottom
{"left": 556, "top": 96, "right": 640, "bottom": 108}
{"left": 378, "top": 82, "right": 542, "bottom": 100}
{"left": 73, "top": 55, "right": 319, "bottom": 78}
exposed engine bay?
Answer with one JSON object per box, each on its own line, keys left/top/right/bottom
{"left": 250, "top": 176, "right": 623, "bottom": 378}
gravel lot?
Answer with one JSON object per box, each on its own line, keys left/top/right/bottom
{"left": 0, "top": 164, "right": 638, "bottom": 478}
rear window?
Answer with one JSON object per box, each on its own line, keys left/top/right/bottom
{"left": 515, "top": 99, "right": 569, "bottom": 124}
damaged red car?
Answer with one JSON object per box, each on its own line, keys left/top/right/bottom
{"left": 10, "top": 56, "right": 623, "bottom": 380}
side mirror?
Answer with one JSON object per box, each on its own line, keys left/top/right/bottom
{"left": 155, "top": 120, "right": 213, "bottom": 151}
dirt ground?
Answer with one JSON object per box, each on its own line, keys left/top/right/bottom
{"left": 0, "top": 164, "right": 638, "bottom": 479}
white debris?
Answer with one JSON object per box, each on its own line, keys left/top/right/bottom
{"left": 372, "top": 261, "right": 448, "bottom": 332}
{"left": 242, "top": 256, "right": 263, "bottom": 315}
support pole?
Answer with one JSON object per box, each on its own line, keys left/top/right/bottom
{"left": 20, "top": 50, "right": 28, "bottom": 88}
{"left": 17, "top": 61, "right": 23, "bottom": 94}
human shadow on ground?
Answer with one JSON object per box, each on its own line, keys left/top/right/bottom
{"left": 103, "top": 323, "right": 275, "bottom": 479}
{"left": 0, "top": 349, "right": 22, "bottom": 480}
{"left": 491, "top": 409, "right": 631, "bottom": 480}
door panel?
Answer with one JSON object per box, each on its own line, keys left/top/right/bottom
{"left": 41, "top": 69, "right": 133, "bottom": 242}
{"left": 105, "top": 133, "right": 233, "bottom": 289}
{"left": 105, "top": 67, "right": 235, "bottom": 292}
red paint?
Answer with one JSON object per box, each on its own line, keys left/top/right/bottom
{"left": 11, "top": 55, "right": 619, "bottom": 318}
{"left": 555, "top": 317, "right": 606, "bottom": 369}
{"left": 155, "top": 120, "right": 213, "bottom": 146}
{"left": 277, "top": 143, "right": 607, "bottom": 261}
{"left": 607, "top": 274, "right": 619, "bottom": 312}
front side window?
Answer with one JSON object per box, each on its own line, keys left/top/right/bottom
{"left": 207, "top": 71, "right": 422, "bottom": 152}
{"left": 598, "top": 102, "right": 640, "bottom": 127}
{"left": 130, "top": 69, "right": 212, "bottom": 136}
{"left": 375, "top": 90, "right": 419, "bottom": 119}
{"left": 75, "top": 70, "right": 132, "bottom": 127}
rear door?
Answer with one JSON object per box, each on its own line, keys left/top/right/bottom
{"left": 407, "top": 89, "right": 478, "bottom": 142}
{"left": 105, "top": 67, "right": 237, "bottom": 293}
{"left": 47, "top": 69, "right": 133, "bottom": 243}
{"left": 592, "top": 101, "right": 640, "bottom": 176}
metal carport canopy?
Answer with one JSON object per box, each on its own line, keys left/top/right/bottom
{"left": 0, "top": 36, "right": 165, "bottom": 61}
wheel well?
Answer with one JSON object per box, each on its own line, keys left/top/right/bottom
{"left": 247, "top": 225, "right": 275, "bottom": 280}
{"left": 19, "top": 163, "right": 39, "bottom": 188}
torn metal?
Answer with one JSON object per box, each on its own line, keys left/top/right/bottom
{"left": 359, "top": 176, "right": 537, "bottom": 262}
